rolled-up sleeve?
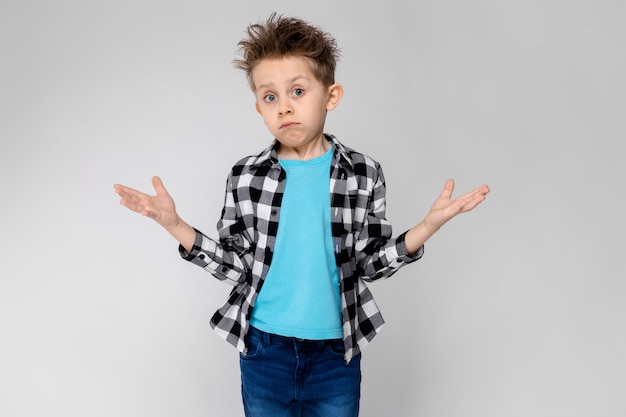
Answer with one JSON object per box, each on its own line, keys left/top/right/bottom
{"left": 355, "top": 164, "right": 424, "bottom": 281}
{"left": 178, "top": 229, "right": 248, "bottom": 285}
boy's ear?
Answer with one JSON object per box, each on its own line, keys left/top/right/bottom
{"left": 326, "top": 84, "right": 343, "bottom": 111}
{"left": 255, "top": 101, "right": 262, "bottom": 115}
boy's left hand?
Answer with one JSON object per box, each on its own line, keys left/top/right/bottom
{"left": 424, "top": 179, "right": 490, "bottom": 233}
{"left": 405, "top": 179, "right": 490, "bottom": 255}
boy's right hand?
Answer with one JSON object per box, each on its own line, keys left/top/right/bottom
{"left": 114, "top": 176, "right": 196, "bottom": 252}
{"left": 113, "top": 176, "right": 180, "bottom": 231}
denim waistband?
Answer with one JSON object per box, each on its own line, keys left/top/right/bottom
{"left": 247, "top": 325, "right": 342, "bottom": 350}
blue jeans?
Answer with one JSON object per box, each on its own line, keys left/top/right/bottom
{"left": 240, "top": 326, "right": 361, "bottom": 417}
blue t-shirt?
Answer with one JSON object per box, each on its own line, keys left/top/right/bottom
{"left": 249, "top": 146, "right": 342, "bottom": 340}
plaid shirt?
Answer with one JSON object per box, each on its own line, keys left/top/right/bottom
{"left": 180, "top": 134, "right": 423, "bottom": 363}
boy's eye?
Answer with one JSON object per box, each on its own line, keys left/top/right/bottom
{"left": 263, "top": 94, "right": 276, "bottom": 103}
{"left": 292, "top": 88, "right": 304, "bottom": 97}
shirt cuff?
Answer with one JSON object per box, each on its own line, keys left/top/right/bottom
{"left": 178, "top": 228, "right": 205, "bottom": 262}
{"left": 396, "top": 231, "right": 424, "bottom": 263}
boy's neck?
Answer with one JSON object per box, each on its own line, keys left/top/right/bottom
{"left": 277, "top": 135, "right": 330, "bottom": 161}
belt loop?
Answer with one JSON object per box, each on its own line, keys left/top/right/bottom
{"left": 262, "top": 328, "right": 271, "bottom": 346}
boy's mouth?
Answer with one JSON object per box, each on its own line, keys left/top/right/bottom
{"left": 280, "top": 122, "right": 298, "bottom": 129}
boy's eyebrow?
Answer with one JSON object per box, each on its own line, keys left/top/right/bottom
{"left": 255, "top": 74, "right": 311, "bottom": 92}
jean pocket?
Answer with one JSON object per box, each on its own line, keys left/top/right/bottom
{"left": 325, "top": 340, "right": 345, "bottom": 358}
{"left": 240, "top": 333, "right": 264, "bottom": 360}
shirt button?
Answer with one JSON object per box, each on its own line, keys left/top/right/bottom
{"left": 221, "top": 266, "right": 229, "bottom": 273}
{"left": 198, "top": 254, "right": 205, "bottom": 260}
{"left": 271, "top": 209, "right": 278, "bottom": 216}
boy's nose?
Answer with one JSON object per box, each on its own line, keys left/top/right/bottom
{"left": 279, "top": 101, "right": 293, "bottom": 115}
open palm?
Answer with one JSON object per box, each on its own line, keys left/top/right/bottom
{"left": 424, "top": 179, "right": 490, "bottom": 232}
{"left": 114, "top": 176, "right": 179, "bottom": 230}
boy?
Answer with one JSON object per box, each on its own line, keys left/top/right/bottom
{"left": 114, "top": 13, "right": 489, "bottom": 417}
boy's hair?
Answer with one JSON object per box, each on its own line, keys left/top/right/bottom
{"left": 234, "top": 13, "right": 340, "bottom": 89}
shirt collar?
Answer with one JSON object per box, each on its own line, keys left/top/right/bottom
{"left": 250, "top": 134, "right": 353, "bottom": 168}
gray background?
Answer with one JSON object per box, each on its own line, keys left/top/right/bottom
{"left": 1, "top": 0, "right": 624, "bottom": 416}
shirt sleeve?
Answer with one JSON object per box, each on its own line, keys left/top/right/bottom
{"left": 354, "top": 162, "right": 423, "bottom": 281}
{"left": 178, "top": 171, "right": 253, "bottom": 285}
{"left": 178, "top": 229, "right": 247, "bottom": 285}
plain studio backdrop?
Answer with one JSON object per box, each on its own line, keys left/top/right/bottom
{"left": 1, "top": 0, "right": 624, "bottom": 416}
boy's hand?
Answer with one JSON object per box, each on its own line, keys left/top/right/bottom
{"left": 114, "top": 176, "right": 196, "bottom": 252}
{"left": 424, "top": 179, "right": 490, "bottom": 233}
{"left": 114, "top": 176, "right": 180, "bottom": 231}
{"left": 405, "top": 179, "right": 490, "bottom": 255}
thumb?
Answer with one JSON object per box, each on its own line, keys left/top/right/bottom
{"left": 152, "top": 176, "right": 168, "bottom": 195}
{"left": 441, "top": 178, "right": 455, "bottom": 199}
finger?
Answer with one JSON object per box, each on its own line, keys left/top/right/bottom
{"left": 114, "top": 186, "right": 149, "bottom": 210}
{"left": 152, "top": 176, "right": 169, "bottom": 196}
{"left": 114, "top": 184, "right": 145, "bottom": 199}
{"left": 113, "top": 184, "right": 130, "bottom": 196}
{"left": 459, "top": 195, "right": 486, "bottom": 212}
{"left": 467, "top": 184, "right": 489, "bottom": 197}
{"left": 467, "top": 186, "right": 489, "bottom": 204}
{"left": 114, "top": 186, "right": 135, "bottom": 202}
{"left": 118, "top": 191, "right": 146, "bottom": 209}
{"left": 440, "top": 179, "right": 455, "bottom": 199}
{"left": 457, "top": 184, "right": 489, "bottom": 202}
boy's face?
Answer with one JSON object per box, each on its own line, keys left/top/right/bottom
{"left": 252, "top": 56, "right": 342, "bottom": 159}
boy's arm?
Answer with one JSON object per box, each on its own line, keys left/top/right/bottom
{"left": 113, "top": 176, "right": 196, "bottom": 252}
{"left": 404, "top": 179, "right": 490, "bottom": 255}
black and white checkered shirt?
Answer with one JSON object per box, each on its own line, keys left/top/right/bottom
{"left": 180, "top": 134, "right": 423, "bottom": 363}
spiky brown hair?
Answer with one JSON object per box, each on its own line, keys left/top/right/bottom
{"left": 234, "top": 13, "right": 341, "bottom": 89}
